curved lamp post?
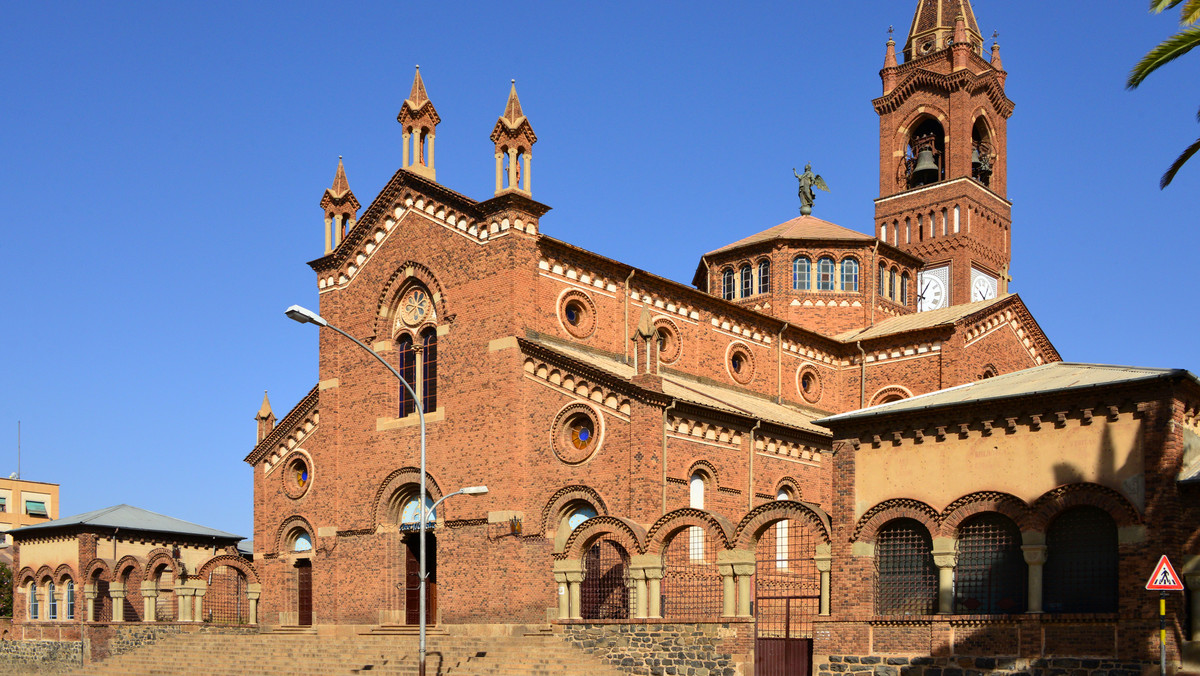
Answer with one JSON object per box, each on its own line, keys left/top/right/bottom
{"left": 286, "top": 304, "right": 460, "bottom": 676}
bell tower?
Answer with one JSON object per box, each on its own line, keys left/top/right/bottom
{"left": 490, "top": 80, "right": 537, "bottom": 197}
{"left": 874, "top": 0, "right": 1014, "bottom": 311}
{"left": 397, "top": 66, "right": 440, "bottom": 182}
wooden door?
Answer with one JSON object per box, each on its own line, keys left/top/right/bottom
{"left": 296, "top": 560, "right": 312, "bottom": 626}
{"left": 404, "top": 533, "right": 437, "bottom": 625}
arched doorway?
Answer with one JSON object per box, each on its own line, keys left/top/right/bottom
{"left": 754, "top": 516, "right": 819, "bottom": 676}
{"left": 295, "top": 559, "right": 312, "bottom": 626}
{"left": 580, "top": 538, "right": 630, "bottom": 620}
{"left": 403, "top": 532, "right": 436, "bottom": 625}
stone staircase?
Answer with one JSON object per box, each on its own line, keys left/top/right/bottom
{"left": 70, "top": 627, "right": 626, "bottom": 676}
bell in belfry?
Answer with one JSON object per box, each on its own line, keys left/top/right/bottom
{"left": 971, "top": 145, "right": 982, "bottom": 169}
{"left": 910, "top": 146, "right": 939, "bottom": 186}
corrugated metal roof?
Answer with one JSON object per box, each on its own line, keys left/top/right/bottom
{"left": 704, "top": 215, "right": 873, "bottom": 256}
{"left": 815, "top": 362, "right": 1195, "bottom": 426}
{"left": 523, "top": 336, "right": 830, "bottom": 435}
{"left": 6, "top": 504, "right": 243, "bottom": 541}
{"left": 836, "top": 295, "right": 1012, "bottom": 342}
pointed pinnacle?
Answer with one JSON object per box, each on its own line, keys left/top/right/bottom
{"left": 257, "top": 390, "right": 273, "bottom": 419}
{"left": 330, "top": 156, "right": 350, "bottom": 198}
{"left": 636, "top": 306, "right": 654, "bottom": 339}
{"left": 502, "top": 79, "right": 524, "bottom": 123}
{"left": 409, "top": 66, "right": 429, "bottom": 106}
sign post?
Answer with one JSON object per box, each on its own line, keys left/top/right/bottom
{"left": 1146, "top": 555, "right": 1185, "bottom": 676}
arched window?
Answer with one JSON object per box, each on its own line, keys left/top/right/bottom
{"left": 1043, "top": 507, "right": 1118, "bottom": 613}
{"left": 841, "top": 258, "right": 859, "bottom": 292}
{"left": 421, "top": 328, "right": 437, "bottom": 414}
{"left": 66, "top": 580, "right": 75, "bottom": 620}
{"left": 816, "top": 257, "right": 835, "bottom": 291}
{"left": 889, "top": 269, "right": 898, "bottom": 301}
{"left": 48, "top": 581, "right": 57, "bottom": 620}
{"left": 757, "top": 260, "right": 771, "bottom": 295}
{"left": 740, "top": 265, "right": 753, "bottom": 298}
{"left": 293, "top": 531, "right": 313, "bottom": 552}
{"left": 400, "top": 492, "right": 437, "bottom": 525}
{"left": 900, "top": 272, "right": 910, "bottom": 305}
{"left": 29, "top": 582, "right": 38, "bottom": 620}
{"left": 878, "top": 263, "right": 887, "bottom": 297}
{"left": 775, "top": 488, "right": 792, "bottom": 569}
{"left": 689, "top": 472, "right": 705, "bottom": 560}
{"left": 398, "top": 334, "right": 416, "bottom": 417}
{"left": 565, "top": 503, "right": 598, "bottom": 531}
{"left": 722, "top": 269, "right": 735, "bottom": 300}
{"left": 881, "top": 223, "right": 888, "bottom": 243}
{"left": 955, "top": 513, "right": 1026, "bottom": 614}
{"left": 904, "top": 219, "right": 910, "bottom": 244}
{"left": 876, "top": 519, "right": 937, "bottom": 615}
{"left": 793, "top": 258, "right": 811, "bottom": 291}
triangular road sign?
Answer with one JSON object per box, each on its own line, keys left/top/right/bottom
{"left": 1146, "top": 555, "right": 1185, "bottom": 591}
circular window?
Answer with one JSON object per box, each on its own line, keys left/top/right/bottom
{"left": 726, "top": 343, "right": 755, "bottom": 384}
{"left": 282, "top": 452, "right": 313, "bottom": 499}
{"left": 654, "top": 318, "right": 682, "bottom": 363}
{"left": 797, "top": 365, "right": 822, "bottom": 404}
{"left": 399, "top": 288, "right": 435, "bottom": 328}
{"left": 557, "top": 290, "right": 597, "bottom": 339}
{"left": 552, "top": 402, "right": 604, "bottom": 464}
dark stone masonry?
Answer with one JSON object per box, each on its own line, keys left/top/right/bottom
{"left": 817, "top": 655, "right": 1154, "bottom": 676}
{"left": 560, "top": 623, "right": 752, "bottom": 676}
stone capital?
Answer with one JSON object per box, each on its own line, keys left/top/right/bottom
{"left": 931, "top": 551, "right": 956, "bottom": 569}
{"left": 814, "top": 543, "right": 833, "bottom": 572}
{"left": 1021, "top": 544, "right": 1047, "bottom": 565}
{"left": 108, "top": 582, "right": 127, "bottom": 597}
{"left": 716, "top": 549, "right": 756, "bottom": 566}
{"left": 733, "top": 564, "right": 756, "bottom": 577}
{"left": 628, "top": 567, "right": 647, "bottom": 581}
{"left": 717, "top": 563, "right": 736, "bottom": 577}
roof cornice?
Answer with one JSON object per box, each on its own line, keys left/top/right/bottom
{"left": 245, "top": 385, "right": 319, "bottom": 465}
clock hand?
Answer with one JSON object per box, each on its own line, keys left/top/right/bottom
{"left": 917, "top": 280, "right": 931, "bottom": 302}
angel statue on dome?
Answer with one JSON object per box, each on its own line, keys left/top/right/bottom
{"left": 793, "top": 164, "right": 830, "bottom": 215}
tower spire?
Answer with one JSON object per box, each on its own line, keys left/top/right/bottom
{"left": 397, "top": 65, "right": 441, "bottom": 181}
{"left": 320, "top": 156, "right": 361, "bottom": 253}
{"left": 903, "top": 0, "right": 982, "bottom": 61}
{"left": 490, "top": 79, "right": 538, "bottom": 197}
{"left": 255, "top": 390, "right": 276, "bottom": 443}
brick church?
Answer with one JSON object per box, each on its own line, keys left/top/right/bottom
{"left": 246, "top": 1, "right": 1200, "bottom": 674}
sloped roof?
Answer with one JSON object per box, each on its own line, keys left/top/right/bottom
{"left": 6, "top": 504, "right": 242, "bottom": 541}
{"left": 704, "top": 215, "right": 873, "bottom": 257}
{"left": 521, "top": 335, "right": 830, "bottom": 436}
{"left": 815, "top": 362, "right": 1197, "bottom": 427}
{"left": 835, "top": 294, "right": 1012, "bottom": 342}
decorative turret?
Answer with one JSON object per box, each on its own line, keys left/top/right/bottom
{"left": 255, "top": 391, "right": 276, "bottom": 443}
{"left": 991, "top": 37, "right": 1006, "bottom": 86}
{"left": 490, "top": 80, "right": 537, "bottom": 197}
{"left": 397, "top": 66, "right": 441, "bottom": 181}
{"left": 903, "top": 0, "right": 983, "bottom": 61}
{"left": 882, "top": 30, "right": 899, "bottom": 94}
{"left": 320, "top": 157, "right": 361, "bottom": 253}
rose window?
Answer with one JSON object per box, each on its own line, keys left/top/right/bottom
{"left": 401, "top": 289, "right": 434, "bottom": 327}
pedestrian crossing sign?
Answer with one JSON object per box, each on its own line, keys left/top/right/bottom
{"left": 1146, "top": 555, "right": 1185, "bottom": 591}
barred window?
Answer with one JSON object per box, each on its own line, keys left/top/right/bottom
{"left": 900, "top": 273, "right": 910, "bottom": 305}
{"left": 840, "top": 258, "right": 859, "bottom": 292}
{"left": 889, "top": 269, "right": 898, "bottom": 301}
{"left": 875, "top": 519, "right": 937, "bottom": 615}
{"left": 421, "top": 327, "right": 437, "bottom": 413}
{"left": 816, "top": 257, "right": 835, "bottom": 291}
{"left": 955, "top": 513, "right": 1026, "bottom": 614}
{"left": 48, "top": 581, "right": 57, "bottom": 620}
{"left": 740, "top": 265, "right": 753, "bottom": 298}
{"left": 758, "top": 260, "right": 771, "bottom": 295}
{"left": 1044, "top": 507, "right": 1118, "bottom": 613}
{"left": 793, "top": 257, "right": 811, "bottom": 290}
{"left": 30, "top": 582, "right": 38, "bottom": 620}
{"left": 66, "top": 580, "right": 75, "bottom": 620}
{"left": 722, "top": 269, "right": 735, "bottom": 300}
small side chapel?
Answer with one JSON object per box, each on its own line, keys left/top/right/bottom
{"left": 244, "top": 2, "right": 1200, "bottom": 674}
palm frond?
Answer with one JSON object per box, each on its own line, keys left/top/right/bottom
{"left": 1160, "top": 136, "right": 1200, "bottom": 188}
{"left": 1127, "top": 25, "right": 1200, "bottom": 87}
{"left": 1181, "top": 0, "right": 1200, "bottom": 24}
{"left": 1150, "top": 0, "right": 1183, "bottom": 13}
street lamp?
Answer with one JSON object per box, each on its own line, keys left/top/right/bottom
{"left": 285, "top": 304, "right": 438, "bottom": 676}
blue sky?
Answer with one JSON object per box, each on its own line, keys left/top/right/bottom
{"left": 1, "top": 2, "right": 1194, "bottom": 538}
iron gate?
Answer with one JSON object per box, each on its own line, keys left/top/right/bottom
{"left": 755, "top": 518, "right": 818, "bottom": 676}
{"left": 581, "top": 538, "right": 630, "bottom": 619}
{"left": 660, "top": 526, "right": 723, "bottom": 621}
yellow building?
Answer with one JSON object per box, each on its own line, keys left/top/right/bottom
{"left": 0, "top": 478, "right": 59, "bottom": 549}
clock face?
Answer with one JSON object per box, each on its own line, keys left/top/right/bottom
{"left": 918, "top": 275, "right": 946, "bottom": 312}
{"left": 971, "top": 275, "right": 997, "bottom": 302}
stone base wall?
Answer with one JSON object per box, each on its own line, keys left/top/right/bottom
{"left": 559, "top": 622, "right": 753, "bottom": 676}
{"left": 817, "top": 655, "right": 1154, "bottom": 676}
{"left": 0, "top": 640, "right": 83, "bottom": 674}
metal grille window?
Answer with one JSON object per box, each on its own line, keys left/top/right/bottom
{"left": 1044, "top": 507, "right": 1118, "bottom": 613}
{"left": 722, "top": 269, "right": 735, "bottom": 299}
{"left": 758, "top": 261, "right": 771, "bottom": 295}
{"left": 954, "top": 513, "right": 1026, "bottom": 614}
{"left": 29, "top": 582, "right": 38, "bottom": 620}
{"left": 48, "top": 581, "right": 57, "bottom": 620}
{"left": 889, "top": 269, "right": 898, "bottom": 301}
{"left": 66, "top": 580, "right": 74, "bottom": 620}
{"left": 840, "top": 258, "right": 859, "bottom": 292}
{"left": 581, "top": 539, "right": 630, "bottom": 619}
{"left": 421, "top": 328, "right": 437, "bottom": 413}
{"left": 206, "top": 565, "right": 249, "bottom": 624}
{"left": 793, "top": 257, "right": 810, "bottom": 290}
{"left": 740, "top": 265, "right": 753, "bottom": 298}
{"left": 875, "top": 519, "right": 937, "bottom": 615}
{"left": 816, "top": 258, "right": 835, "bottom": 291}
{"left": 398, "top": 335, "right": 416, "bottom": 417}
{"left": 756, "top": 518, "right": 819, "bottom": 639}
{"left": 661, "top": 528, "right": 722, "bottom": 621}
